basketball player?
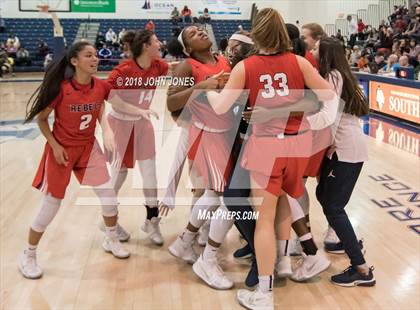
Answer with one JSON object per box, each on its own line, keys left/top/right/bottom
{"left": 166, "top": 25, "right": 238, "bottom": 290}
{"left": 207, "top": 8, "right": 334, "bottom": 309}
{"left": 106, "top": 30, "right": 168, "bottom": 245}
{"left": 19, "top": 41, "right": 129, "bottom": 279}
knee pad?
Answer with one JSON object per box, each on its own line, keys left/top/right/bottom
{"left": 93, "top": 188, "right": 119, "bottom": 217}
{"left": 31, "top": 194, "right": 62, "bottom": 233}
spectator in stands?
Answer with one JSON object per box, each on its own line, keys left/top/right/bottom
{"left": 199, "top": 8, "right": 211, "bottom": 24}
{"left": 105, "top": 28, "right": 117, "bottom": 46}
{"left": 6, "top": 43, "right": 17, "bottom": 58}
{"left": 37, "top": 39, "right": 49, "bottom": 58}
{"left": 397, "top": 55, "right": 411, "bottom": 68}
{"left": 181, "top": 5, "right": 192, "bottom": 23}
{"left": 408, "top": 39, "right": 420, "bottom": 60}
{"left": 0, "top": 50, "right": 14, "bottom": 77}
{"left": 349, "top": 45, "right": 361, "bottom": 66}
{"left": 96, "top": 31, "right": 106, "bottom": 49}
{"left": 98, "top": 44, "right": 112, "bottom": 59}
{"left": 414, "top": 54, "right": 420, "bottom": 79}
{"left": 379, "top": 54, "right": 398, "bottom": 73}
{"left": 43, "top": 53, "right": 53, "bottom": 70}
{"left": 347, "top": 15, "right": 358, "bottom": 48}
{"left": 15, "top": 47, "right": 31, "bottom": 66}
{"left": 368, "top": 54, "right": 386, "bottom": 73}
{"left": 403, "top": 14, "right": 420, "bottom": 40}
{"left": 145, "top": 20, "right": 155, "bottom": 32}
{"left": 376, "top": 27, "right": 394, "bottom": 55}
{"left": 161, "top": 40, "right": 168, "bottom": 58}
{"left": 171, "top": 7, "right": 181, "bottom": 24}
{"left": 357, "top": 19, "right": 366, "bottom": 40}
{"left": 394, "top": 15, "right": 408, "bottom": 35}
{"left": 335, "top": 29, "right": 344, "bottom": 44}
{"left": 118, "top": 28, "right": 126, "bottom": 43}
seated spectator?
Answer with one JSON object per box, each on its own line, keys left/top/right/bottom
{"left": 15, "top": 47, "right": 31, "bottom": 66}
{"left": 118, "top": 28, "right": 126, "bottom": 43}
{"left": 403, "top": 14, "right": 420, "bottom": 39}
{"left": 398, "top": 39, "right": 410, "bottom": 55}
{"left": 171, "top": 7, "right": 181, "bottom": 24}
{"left": 376, "top": 27, "right": 394, "bottom": 55}
{"left": 380, "top": 54, "right": 399, "bottom": 73}
{"left": 414, "top": 54, "right": 420, "bottom": 79}
{"left": 6, "top": 45, "right": 17, "bottom": 58}
{"left": 408, "top": 39, "right": 420, "bottom": 59}
{"left": 37, "top": 40, "right": 49, "bottom": 58}
{"left": 398, "top": 55, "right": 411, "bottom": 68}
{"left": 335, "top": 29, "right": 344, "bottom": 44}
{"left": 105, "top": 28, "right": 117, "bottom": 45}
{"left": 0, "top": 50, "right": 14, "bottom": 77}
{"left": 349, "top": 45, "right": 361, "bottom": 66}
{"left": 44, "top": 53, "right": 53, "bottom": 70}
{"left": 181, "top": 5, "right": 192, "bottom": 23}
{"left": 96, "top": 32, "right": 106, "bottom": 49}
{"left": 6, "top": 34, "right": 14, "bottom": 48}
{"left": 98, "top": 44, "right": 112, "bottom": 59}
{"left": 145, "top": 20, "right": 155, "bottom": 31}
{"left": 199, "top": 8, "right": 211, "bottom": 24}
{"left": 368, "top": 54, "right": 386, "bottom": 73}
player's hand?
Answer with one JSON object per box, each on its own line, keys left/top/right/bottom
{"left": 102, "top": 129, "right": 116, "bottom": 154}
{"left": 139, "top": 109, "right": 159, "bottom": 121}
{"left": 198, "top": 70, "right": 226, "bottom": 89}
{"left": 242, "top": 106, "right": 273, "bottom": 124}
{"left": 159, "top": 202, "right": 172, "bottom": 217}
{"left": 52, "top": 144, "right": 69, "bottom": 166}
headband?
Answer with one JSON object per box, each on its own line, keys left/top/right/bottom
{"left": 177, "top": 29, "right": 190, "bottom": 56}
{"left": 229, "top": 33, "right": 254, "bottom": 45}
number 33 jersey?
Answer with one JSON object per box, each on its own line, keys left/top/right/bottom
{"left": 50, "top": 77, "right": 111, "bottom": 146}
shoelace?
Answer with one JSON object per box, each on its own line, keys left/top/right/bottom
{"left": 25, "top": 251, "right": 37, "bottom": 267}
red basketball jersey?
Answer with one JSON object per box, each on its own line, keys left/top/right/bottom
{"left": 243, "top": 52, "right": 306, "bottom": 135}
{"left": 50, "top": 77, "right": 110, "bottom": 147}
{"left": 107, "top": 58, "right": 169, "bottom": 110}
{"left": 305, "top": 51, "right": 319, "bottom": 70}
{"left": 188, "top": 55, "right": 232, "bottom": 130}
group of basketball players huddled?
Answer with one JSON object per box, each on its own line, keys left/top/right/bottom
{"left": 19, "top": 7, "right": 375, "bottom": 310}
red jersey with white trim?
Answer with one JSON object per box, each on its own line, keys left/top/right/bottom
{"left": 243, "top": 52, "right": 306, "bottom": 135}
{"left": 107, "top": 58, "right": 169, "bottom": 110}
{"left": 188, "top": 55, "right": 232, "bottom": 130}
{"left": 50, "top": 77, "right": 110, "bottom": 147}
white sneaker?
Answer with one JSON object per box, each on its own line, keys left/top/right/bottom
{"left": 168, "top": 236, "right": 198, "bottom": 264}
{"left": 18, "top": 249, "right": 43, "bottom": 279}
{"left": 291, "top": 251, "right": 331, "bottom": 282}
{"left": 324, "top": 226, "right": 340, "bottom": 244}
{"left": 237, "top": 287, "right": 274, "bottom": 310}
{"left": 141, "top": 217, "right": 164, "bottom": 246}
{"left": 192, "top": 254, "right": 234, "bottom": 290}
{"left": 197, "top": 220, "right": 210, "bottom": 246}
{"left": 275, "top": 255, "right": 292, "bottom": 278}
{"left": 289, "top": 238, "right": 303, "bottom": 256}
{"left": 102, "top": 236, "right": 130, "bottom": 259}
{"left": 99, "top": 222, "right": 130, "bottom": 242}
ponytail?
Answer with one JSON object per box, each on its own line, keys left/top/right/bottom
{"left": 25, "top": 41, "right": 93, "bottom": 123}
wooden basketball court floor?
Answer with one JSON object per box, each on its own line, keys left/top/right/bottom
{"left": 0, "top": 75, "right": 419, "bottom": 310}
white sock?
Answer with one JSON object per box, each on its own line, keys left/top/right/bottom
{"left": 181, "top": 229, "right": 196, "bottom": 244}
{"left": 277, "top": 240, "right": 290, "bottom": 257}
{"left": 27, "top": 243, "right": 37, "bottom": 252}
{"left": 258, "top": 275, "right": 274, "bottom": 293}
{"left": 203, "top": 243, "right": 218, "bottom": 260}
{"left": 105, "top": 225, "right": 118, "bottom": 238}
{"left": 298, "top": 233, "right": 312, "bottom": 242}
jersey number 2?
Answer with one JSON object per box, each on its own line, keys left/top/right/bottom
{"left": 80, "top": 114, "right": 92, "bottom": 130}
{"left": 259, "top": 73, "right": 289, "bottom": 99}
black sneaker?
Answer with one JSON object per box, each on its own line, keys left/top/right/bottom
{"left": 331, "top": 266, "right": 375, "bottom": 287}
{"left": 245, "top": 259, "right": 259, "bottom": 287}
{"left": 233, "top": 243, "right": 253, "bottom": 259}
{"left": 325, "top": 239, "right": 365, "bottom": 254}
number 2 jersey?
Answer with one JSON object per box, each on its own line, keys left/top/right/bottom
{"left": 49, "top": 77, "right": 111, "bottom": 146}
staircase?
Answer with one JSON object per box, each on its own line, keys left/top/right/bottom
{"left": 203, "top": 23, "right": 219, "bottom": 52}
{"left": 75, "top": 22, "right": 100, "bottom": 44}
